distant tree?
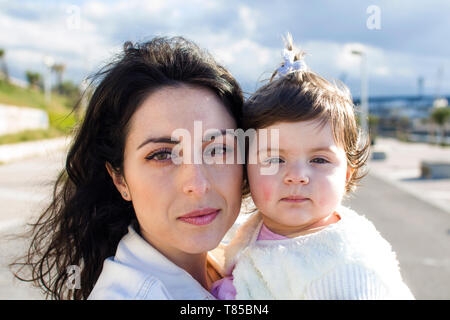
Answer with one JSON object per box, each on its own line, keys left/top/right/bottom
{"left": 395, "top": 116, "right": 410, "bottom": 142}
{"left": 76, "top": 79, "right": 93, "bottom": 121}
{"left": 368, "top": 114, "right": 379, "bottom": 145}
{"left": 58, "top": 80, "right": 83, "bottom": 116}
{"left": 0, "top": 48, "right": 9, "bottom": 82}
{"left": 25, "top": 70, "right": 43, "bottom": 90}
{"left": 430, "top": 107, "right": 450, "bottom": 145}
{"left": 58, "top": 80, "right": 79, "bottom": 96}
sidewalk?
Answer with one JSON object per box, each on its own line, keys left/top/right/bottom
{"left": 368, "top": 137, "right": 450, "bottom": 215}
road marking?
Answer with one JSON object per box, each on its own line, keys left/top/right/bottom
{"left": 421, "top": 258, "right": 450, "bottom": 267}
{"left": 0, "top": 188, "right": 49, "bottom": 202}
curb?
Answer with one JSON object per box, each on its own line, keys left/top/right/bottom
{"left": 367, "top": 167, "right": 450, "bottom": 215}
{"left": 0, "top": 136, "right": 72, "bottom": 164}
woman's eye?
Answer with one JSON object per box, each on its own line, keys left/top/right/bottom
{"left": 145, "top": 149, "right": 172, "bottom": 161}
{"left": 207, "top": 145, "right": 231, "bottom": 156}
{"left": 311, "top": 157, "right": 329, "bottom": 164}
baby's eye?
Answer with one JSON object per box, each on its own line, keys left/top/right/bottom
{"left": 311, "top": 157, "right": 329, "bottom": 164}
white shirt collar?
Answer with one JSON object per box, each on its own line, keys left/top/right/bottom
{"left": 114, "top": 226, "right": 215, "bottom": 299}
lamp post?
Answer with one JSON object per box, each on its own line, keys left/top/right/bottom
{"left": 351, "top": 50, "right": 369, "bottom": 137}
{"left": 43, "top": 55, "right": 54, "bottom": 103}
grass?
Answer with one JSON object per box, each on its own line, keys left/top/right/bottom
{"left": 0, "top": 80, "right": 80, "bottom": 145}
{"left": 0, "top": 127, "right": 63, "bottom": 144}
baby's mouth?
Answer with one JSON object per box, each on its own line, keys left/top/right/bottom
{"left": 280, "top": 195, "right": 309, "bottom": 203}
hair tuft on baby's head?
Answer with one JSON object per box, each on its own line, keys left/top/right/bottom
{"left": 271, "top": 32, "right": 309, "bottom": 81}
{"left": 282, "top": 32, "right": 306, "bottom": 61}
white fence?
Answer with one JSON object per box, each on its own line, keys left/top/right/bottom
{"left": 0, "top": 103, "right": 49, "bottom": 135}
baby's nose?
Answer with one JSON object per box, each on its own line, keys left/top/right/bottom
{"left": 284, "top": 174, "right": 309, "bottom": 185}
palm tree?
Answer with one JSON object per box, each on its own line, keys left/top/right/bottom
{"left": 0, "top": 48, "right": 9, "bottom": 82}
{"left": 51, "top": 63, "right": 66, "bottom": 93}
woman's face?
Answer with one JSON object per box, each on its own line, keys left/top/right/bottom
{"left": 109, "top": 85, "right": 243, "bottom": 258}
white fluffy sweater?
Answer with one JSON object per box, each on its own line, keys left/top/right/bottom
{"left": 223, "top": 206, "right": 414, "bottom": 300}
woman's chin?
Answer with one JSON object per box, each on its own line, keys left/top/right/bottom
{"left": 176, "top": 211, "right": 237, "bottom": 254}
{"left": 180, "top": 242, "right": 219, "bottom": 255}
{"left": 178, "top": 232, "right": 224, "bottom": 254}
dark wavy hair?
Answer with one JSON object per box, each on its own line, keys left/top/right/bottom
{"left": 11, "top": 36, "right": 244, "bottom": 300}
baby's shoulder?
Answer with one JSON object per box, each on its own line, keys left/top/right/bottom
{"left": 327, "top": 207, "right": 401, "bottom": 274}
{"left": 336, "top": 206, "right": 393, "bottom": 250}
{"left": 223, "top": 212, "right": 264, "bottom": 274}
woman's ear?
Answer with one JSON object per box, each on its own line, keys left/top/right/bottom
{"left": 105, "top": 162, "right": 131, "bottom": 201}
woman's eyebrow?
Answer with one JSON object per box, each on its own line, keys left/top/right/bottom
{"left": 203, "top": 129, "right": 234, "bottom": 141}
{"left": 137, "top": 129, "right": 234, "bottom": 150}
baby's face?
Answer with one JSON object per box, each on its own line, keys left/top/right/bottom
{"left": 247, "top": 119, "right": 352, "bottom": 234}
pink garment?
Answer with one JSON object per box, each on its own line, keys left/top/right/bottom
{"left": 258, "top": 223, "right": 289, "bottom": 241}
{"left": 210, "top": 223, "right": 287, "bottom": 300}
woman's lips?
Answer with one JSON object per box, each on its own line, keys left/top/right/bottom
{"left": 177, "top": 208, "right": 221, "bottom": 226}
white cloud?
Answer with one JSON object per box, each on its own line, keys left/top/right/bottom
{"left": 238, "top": 5, "right": 258, "bottom": 35}
{"left": 1, "top": 0, "right": 449, "bottom": 96}
{"left": 83, "top": 1, "right": 109, "bottom": 19}
{"left": 0, "top": 3, "right": 116, "bottom": 82}
{"left": 187, "top": 32, "right": 279, "bottom": 88}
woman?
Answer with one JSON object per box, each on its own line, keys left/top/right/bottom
{"left": 13, "top": 36, "right": 246, "bottom": 300}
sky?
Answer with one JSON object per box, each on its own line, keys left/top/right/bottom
{"left": 1, "top": 0, "right": 450, "bottom": 98}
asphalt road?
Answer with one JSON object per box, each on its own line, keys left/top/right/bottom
{"left": 0, "top": 151, "right": 65, "bottom": 299}
{"left": 343, "top": 174, "right": 450, "bottom": 300}
{"left": 1, "top": 152, "right": 449, "bottom": 299}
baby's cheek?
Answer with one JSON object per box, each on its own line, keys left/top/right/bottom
{"left": 261, "top": 179, "right": 273, "bottom": 202}
{"left": 258, "top": 178, "right": 275, "bottom": 206}
{"left": 249, "top": 171, "right": 273, "bottom": 204}
{"left": 316, "top": 176, "right": 345, "bottom": 208}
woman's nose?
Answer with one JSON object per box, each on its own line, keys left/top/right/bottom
{"left": 181, "top": 164, "right": 211, "bottom": 196}
{"left": 283, "top": 164, "right": 310, "bottom": 185}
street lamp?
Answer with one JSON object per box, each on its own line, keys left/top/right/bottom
{"left": 43, "top": 55, "right": 54, "bottom": 103}
{"left": 351, "top": 49, "right": 369, "bottom": 137}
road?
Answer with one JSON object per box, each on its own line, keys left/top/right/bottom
{"left": 0, "top": 152, "right": 449, "bottom": 299}
{"left": 343, "top": 174, "right": 450, "bottom": 300}
{"left": 0, "top": 150, "right": 65, "bottom": 299}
